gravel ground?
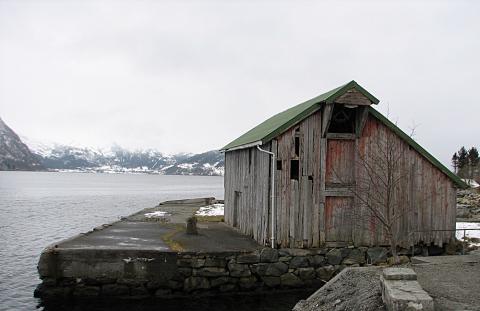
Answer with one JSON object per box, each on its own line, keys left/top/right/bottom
{"left": 413, "top": 251, "right": 480, "bottom": 311}
{"left": 292, "top": 267, "right": 385, "bottom": 311}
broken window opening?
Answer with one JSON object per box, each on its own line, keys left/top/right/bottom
{"left": 290, "top": 160, "right": 299, "bottom": 180}
{"left": 294, "top": 137, "right": 300, "bottom": 156}
{"left": 328, "top": 105, "right": 356, "bottom": 133}
{"left": 276, "top": 160, "right": 282, "bottom": 170}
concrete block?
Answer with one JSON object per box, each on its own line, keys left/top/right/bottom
{"left": 383, "top": 268, "right": 417, "bottom": 281}
{"left": 381, "top": 276, "right": 433, "bottom": 311}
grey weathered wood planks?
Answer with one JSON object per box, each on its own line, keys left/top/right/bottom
{"left": 224, "top": 104, "right": 457, "bottom": 249}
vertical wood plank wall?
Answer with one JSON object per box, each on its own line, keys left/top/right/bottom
{"left": 224, "top": 143, "right": 271, "bottom": 245}
{"left": 224, "top": 109, "right": 457, "bottom": 248}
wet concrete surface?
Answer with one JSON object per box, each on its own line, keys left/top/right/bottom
{"left": 57, "top": 221, "right": 172, "bottom": 251}
{"left": 55, "top": 197, "right": 260, "bottom": 253}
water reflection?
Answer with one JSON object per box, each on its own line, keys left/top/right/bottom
{"left": 40, "top": 290, "right": 315, "bottom": 311}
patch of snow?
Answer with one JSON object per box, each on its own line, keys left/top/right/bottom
{"left": 178, "top": 163, "right": 196, "bottom": 169}
{"left": 462, "top": 179, "right": 480, "bottom": 189}
{"left": 195, "top": 204, "right": 224, "bottom": 216}
{"left": 456, "top": 222, "right": 480, "bottom": 240}
{"left": 145, "top": 211, "right": 169, "bottom": 218}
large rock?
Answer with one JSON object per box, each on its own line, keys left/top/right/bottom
{"left": 251, "top": 263, "right": 269, "bottom": 276}
{"left": 193, "top": 267, "right": 229, "bottom": 277}
{"left": 265, "top": 262, "right": 288, "bottom": 276}
{"left": 204, "top": 256, "right": 227, "bottom": 267}
{"left": 73, "top": 285, "right": 100, "bottom": 297}
{"left": 184, "top": 277, "right": 210, "bottom": 291}
{"left": 327, "top": 248, "right": 349, "bottom": 265}
{"left": 289, "top": 256, "right": 310, "bottom": 268}
{"left": 238, "top": 276, "right": 257, "bottom": 289}
{"left": 260, "top": 248, "right": 279, "bottom": 263}
{"left": 262, "top": 276, "right": 281, "bottom": 287}
{"left": 281, "top": 273, "right": 303, "bottom": 287}
{"left": 367, "top": 247, "right": 389, "bottom": 264}
{"left": 297, "top": 267, "right": 316, "bottom": 280}
{"left": 311, "top": 255, "right": 326, "bottom": 267}
{"left": 210, "top": 277, "right": 230, "bottom": 288}
{"left": 102, "top": 284, "right": 129, "bottom": 296}
{"left": 281, "top": 249, "right": 312, "bottom": 257}
{"left": 228, "top": 262, "right": 252, "bottom": 277}
{"left": 236, "top": 252, "right": 260, "bottom": 264}
{"left": 316, "top": 265, "right": 336, "bottom": 281}
{"left": 343, "top": 248, "right": 366, "bottom": 265}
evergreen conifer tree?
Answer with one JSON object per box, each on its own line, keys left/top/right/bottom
{"left": 457, "top": 146, "right": 468, "bottom": 177}
{"left": 468, "top": 147, "right": 479, "bottom": 179}
{"left": 452, "top": 152, "right": 459, "bottom": 174}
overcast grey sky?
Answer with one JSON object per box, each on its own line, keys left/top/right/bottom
{"left": 0, "top": 0, "right": 478, "bottom": 166}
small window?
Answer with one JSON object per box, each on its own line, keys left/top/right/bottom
{"left": 276, "top": 160, "right": 282, "bottom": 170}
{"left": 248, "top": 149, "right": 252, "bottom": 173}
{"left": 290, "top": 160, "right": 299, "bottom": 180}
{"left": 294, "top": 137, "right": 300, "bottom": 156}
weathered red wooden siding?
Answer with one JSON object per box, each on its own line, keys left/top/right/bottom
{"left": 225, "top": 107, "right": 457, "bottom": 248}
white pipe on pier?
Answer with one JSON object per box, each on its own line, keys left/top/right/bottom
{"left": 256, "top": 145, "right": 276, "bottom": 249}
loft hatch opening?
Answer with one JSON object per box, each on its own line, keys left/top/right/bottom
{"left": 328, "top": 105, "right": 356, "bottom": 133}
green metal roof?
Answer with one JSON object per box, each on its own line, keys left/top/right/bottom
{"left": 221, "top": 80, "right": 378, "bottom": 151}
{"left": 221, "top": 80, "right": 465, "bottom": 188}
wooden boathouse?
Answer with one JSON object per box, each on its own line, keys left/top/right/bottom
{"left": 221, "top": 81, "right": 465, "bottom": 249}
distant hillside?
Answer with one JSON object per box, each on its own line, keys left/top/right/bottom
{"left": 0, "top": 118, "right": 44, "bottom": 171}
{"left": 21, "top": 137, "right": 224, "bottom": 176}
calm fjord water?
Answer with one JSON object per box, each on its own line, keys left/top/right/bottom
{"left": 0, "top": 172, "right": 225, "bottom": 310}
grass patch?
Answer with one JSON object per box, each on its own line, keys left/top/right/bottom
{"left": 161, "top": 224, "right": 185, "bottom": 252}
{"left": 195, "top": 215, "right": 224, "bottom": 222}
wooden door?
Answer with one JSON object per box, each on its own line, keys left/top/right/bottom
{"left": 325, "top": 139, "right": 355, "bottom": 186}
{"left": 325, "top": 196, "right": 354, "bottom": 243}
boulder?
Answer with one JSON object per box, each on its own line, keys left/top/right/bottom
{"left": 204, "top": 257, "right": 227, "bottom": 267}
{"left": 184, "top": 277, "right": 210, "bottom": 291}
{"left": 367, "top": 247, "right": 388, "bottom": 264}
{"left": 154, "top": 289, "right": 172, "bottom": 297}
{"left": 73, "top": 285, "right": 100, "bottom": 297}
{"left": 289, "top": 256, "right": 310, "bottom": 268}
{"left": 236, "top": 252, "right": 260, "bottom": 264}
{"left": 238, "top": 276, "right": 257, "bottom": 289}
{"left": 265, "top": 262, "right": 289, "bottom": 276}
{"left": 228, "top": 262, "right": 252, "bottom": 277}
{"left": 193, "top": 267, "right": 229, "bottom": 277}
{"left": 102, "top": 284, "right": 129, "bottom": 296}
{"left": 311, "top": 255, "right": 326, "bottom": 267}
{"left": 260, "top": 248, "right": 279, "bottom": 263}
{"left": 210, "top": 277, "right": 230, "bottom": 288}
{"left": 130, "top": 285, "right": 149, "bottom": 298}
{"left": 251, "top": 263, "right": 269, "bottom": 276}
{"left": 281, "top": 273, "right": 303, "bottom": 287}
{"left": 316, "top": 265, "right": 336, "bottom": 281}
{"left": 262, "top": 276, "right": 281, "bottom": 287}
{"left": 387, "top": 255, "right": 410, "bottom": 265}
{"left": 191, "top": 258, "right": 206, "bottom": 268}
{"left": 297, "top": 267, "right": 316, "bottom": 280}
{"left": 326, "top": 248, "right": 348, "bottom": 265}
{"left": 343, "top": 248, "right": 366, "bottom": 265}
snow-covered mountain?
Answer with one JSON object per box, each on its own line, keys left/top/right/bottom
{"left": 0, "top": 118, "right": 44, "bottom": 171}
{"left": 21, "top": 138, "right": 224, "bottom": 176}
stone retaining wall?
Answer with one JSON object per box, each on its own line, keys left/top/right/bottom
{"left": 35, "top": 246, "right": 405, "bottom": 301}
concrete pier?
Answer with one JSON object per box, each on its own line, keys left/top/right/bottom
{"left": 35, "top": 198, "right": 411, "bottom": 303}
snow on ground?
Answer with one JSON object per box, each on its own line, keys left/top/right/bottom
{"left": 144, "top": 211, "right": 169, "bottom": 218}
{"left": 456, "top": 222, "right": 480, "bottom": 240}
{"left": 195, "top": 204, "right": 224, "bottom": 216}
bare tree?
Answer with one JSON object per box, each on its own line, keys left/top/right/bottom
{"left": 333, "top": 123, "right": 417, "bottom": 264}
